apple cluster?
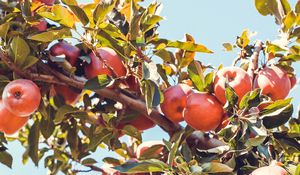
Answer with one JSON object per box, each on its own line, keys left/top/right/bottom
{"left": 0, "top": 79, "right": 41, "bottom": 135}
{"left": 161, "top": 66, "right": 296, "bottom": 132}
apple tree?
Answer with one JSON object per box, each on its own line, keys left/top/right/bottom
{"left": 0, "top": 0, "right": 299, "bottom": 174}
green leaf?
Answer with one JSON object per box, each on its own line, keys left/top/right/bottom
{"left": 81, "top": 158, "right": 97, "bottom": 165}
{"left": 93, "top": 0, "right": 117, "bottom": 26}
{"left": 202, "top": 162, "right": 233, "bottom": 173}
{"left": 167, "top": 132, "right": 183, "bottom": 166}
{"left": 154, "top": 49, "right": 175, "bottom": 63}
{"left": 67, "top": 124, "right": 79, "bottom": 159}
{"left": 239, "top": 89, "right": 261, "bottom": 109}
{"left": 113, "top": 159, "right": 170, "bottom": 173}
{"left": 54, "top": 105, "right": 76, "bottom": 123}
{"left": 167, "top": 40, "right": 213, "bottom": 53}
{"left": 187, "top": 61, "right": 205, "bottom": 91}
{"left": 0, "top": 22, "right": 10, "bottom": 38}
{"left": 142, "top": 62, "right": 160, "bottom": 83}
{"left": 222, "top": 43, "right": 233, "bottom": 51}
{"left": 225, "top": 82, "right": 238, "bottom": 106}
{"left": 262, "top": 104, "right": 293, "bottom": 129}
{"left": 21, "top": 56, "right": 39, "bottom": 70}
{"left": 280, "top": 0, "right": 291, "bottom": 15}
{"left": 40, "top": 117, "right": 55, "bottom": 139}
{"left": 10, "top": 36, "right": 30, "bottom": 67}
{"left": 141, "top": 14, "right": 163, "bottom": 33}
{"left": 28, "top": 120, "right": 40, "bottom": 166}
{"left": 0, "top": 151, "right": 13, "bottom": 168}
{"left": 27, "top": 28, "right": 72, "bottom": 42}
{"left": 88, "top": 129, "right": 112, "bottom": 151}
{"left": 142, "top": 80, "right": 162, "bottom": 113}
{"left": 84, "top": 74, "right": 112, "bottom": 90}
{"left": 283, "top": 11, "right": 296, "bottom": 32}
{"left": 122, "top": 125, "right": 142, "bottom": 141}
{"left": 236, "top": 29, "right": 250, "bottom": 48}
{"left": 254, "top": 0, "right": 272, "bottom": 16}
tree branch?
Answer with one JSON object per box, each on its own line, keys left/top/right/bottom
{"left": 0, "top": 50, "right": 181, "bottom": 136}
{"left": 247, "top": 40, "right": 263, "bottom": 85}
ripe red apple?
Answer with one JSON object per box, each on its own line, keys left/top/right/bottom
{"left": 32, "top": 0, "right": 55, "bottom": 6}
{"left": 118, "top": 114, "right": 155, "bottom": 131}
{"left": 0, "top": 101, "right": 29, "bottom": 135}
{"left": 160, "top": 84, "right": 193, "bottom": 123}
{"left": 250, "top": 165, "right": 287, "bottom": 175}
{"left": 84, "top": 47, "right": 126, "bottom": 79}
{"left": 32, "top": 19, "right": 47, "bottom": 32}
{"left": 215, "top": 113, "right": 230, "bottom": 132}
{"left": 254, "top": 66, "right": 291, "bottom": 101}
{"left": 53, "top": 85, "right": 81, "bottom": 105}
{"left": 214, "top": 67, "right": 252, "bottom": 104}
{"left": 2, "top": 79, "right": 41, "bottom": 117}
{"left": 289, "top": 74, "right": 296, "bottom": 89}
{"left": 136, "top": 141, "right": 164, "bottom": 159}
{"left": 183, "top": 92, "right": 223, "bottom": 131}
{"left": 50, "top": 42, "right": 80, "bottom": 66}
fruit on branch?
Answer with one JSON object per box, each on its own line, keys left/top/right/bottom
{"left": 31, "top": 19, "right": 48, "bottom": 32}
{"left": 289, "top": 74, "right": 296, "bottom": 89}
{"left": 250, "top": 165, "right": 287, "bottom": 175}
{"left": 136, "top": 141, "right": 164, "bottom": 159}
{"left": 160, "top": 84, "right": 193, "bottom": 123}
{"left": 53, "top": 85, "right": 81, "bottom": 105}
{"left": 0, "top": 101, "right": 29, "bottom": 135}
{"left": 254, "top": 66, "right": 291, "bottom": 101}
{"left": 50, "top": 42, "right": 81, "bottom": 66}
{"left": 186, "top": 131, "right": 226, "bottom": 150}
{"left": 214, "top": 67, "right": 252, "bottom": 104}
{"left": 84, "top": 47, "right": 126, "bottom": 79}
{"left": 215, "top": 113, "right": 229, "bottom": 132}
{"left": 32, "top": 0, "right": 55, "bottom": 6}
{"left": 183, "top": 92, "right": 223, "bottom": 131}
{"left": 118, "top": 114, "right": 156, "bottom": 131}
{"left": 125, "top": 75, "right": 141, "bottom": 93}
{"left": 2, "top": 79, "right": 41, "bottom": 116}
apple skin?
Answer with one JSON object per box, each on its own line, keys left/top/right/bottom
{"left": 32, "top": 0, "right": 55, "bottom": 6}
{"left": 32, "top": 20, "right": 47, "bottom": 32}
{"left": 84, "top": 47, "right": 126, "bottom": 79}
{"left": 50, "top": 42, "right": 81, "bottom": 67}
{"left": 160, "top": 84, "right": 193, "bottom": 123}
{"left": 183, "top": 92, "right": 224, "bottom": 132}
{"left": 250, "top": 165, "right": 287, "bottom": 175}
{"left": 254, "top": 66, "right": 291, "bottom": 101}
{"left": 213, "top": 66, "right": 252, "bottom": 105}
{"left": 135, "top": 141, "right": 164, "bottom": 159}
{"left": 118, "top": 114, "right": 155, "bottom": 131}
{"left": 53, "top": 85, "right": 81, "bottom": 105}
{"left": 289, "top": 74, "right": 296, "bottom": 89}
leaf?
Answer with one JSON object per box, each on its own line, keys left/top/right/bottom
{"left": 40, "top": 117, "right": 55, "bottom": 139}
{"left": 222, "top": 43, "right": 233, "bottom": 51}
{"left": 167, "top": 40, "right": 213, "bottom": 53}
{"left": 187, "top": 61, "right": 205, "bottom": 91}
{"left": 154, "top": 49, "right": 175, "bottom": 63}
{"left": 27, "top": 28, "right": 72, "bottom": 42}
{"left": 280, "top": 0, "right": 291, "bottom": 15}
{"left": 88, "top": 129, "right": 112, "bottom": 150}
{"left": 142, "top": 62, "right": 160, "bottom": 83}
{"left": 68, "top": 6, "right": 89, "bottom": 26}
{"left": 0, "top": 22, "right": 10, "bottom": 38}
{"left": 113, "top": 159, "right": 169, "bottom": 173}
{"left": 202, "top": 162, "right": 233, "bottom": 173}
{"left": 239, "top": 89, "right": 261, "bottom": 109}
{"left": 93, "top": 0, "right": 117, "bottom": 26}
{"left": 67, "top": 124, "right": 79, "bottom": 159}
{"left": 122, "top": 125, "right": 142, "bottom": 141}
{"left": 262, "top": 104, "right": 293, "bottom": 129}
{"left": 141, "top": 14, "right": 163, "bottom": 33}
{"left": 225, "top": 82, "right": 238, "bottom": 106}
{"left": 283, "top": 11, "right": 296, "bottom": 32}
{"left": 81, "top": 158, "right": 97, "bottom": 165}
{"left": 84, "top": 74, "right": 112, "bottom": 90}
{"left": 28, "top": 120, "right": 40, "bottom": 166}
{"left": 236, "top": 29, "right": 250, "bottom": 48}
{"left": 167, "top": 132, "right": 183, "bottom": 166}
{"left": 54, "top": 105, "right": 76, "bottom": 123}
{"left": 142, "top": 80, "right": 162, "bottom": 113}
{"left": 0, "top": 151, "right": 13, "bottom": 168}
{"left": 21, "top": 56, "right": 39, "bottom": 70}
{"left": 254, "top": 0, "right": 272, "bottom": 16}
{"left": 10, "top": 36, "right": 30, "bottom": 67}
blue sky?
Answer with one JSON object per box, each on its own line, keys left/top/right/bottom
{"left": 1, "top": 0, "right": 299, "bottom": 174}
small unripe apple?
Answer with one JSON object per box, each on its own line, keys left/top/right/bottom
{"left": 214, "top": 66, "right": 252, "bottom": 105}
{"left": 84, "top": 47, "right": 126, "bottom": 79}
{"left": 254, "top": 66, "right": 291, "bottom": 101}
{"left": 50, "top": 42, "right": 80, "bottom": 67}
{"left": 183, "top": 92, "right": 223, "bottom": 131}
{"left": 160, "top": 84, "right": 193, "bottom": 123}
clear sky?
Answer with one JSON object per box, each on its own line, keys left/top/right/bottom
{"left": 1, "top": 0, "right": 299, "bottom": 175}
